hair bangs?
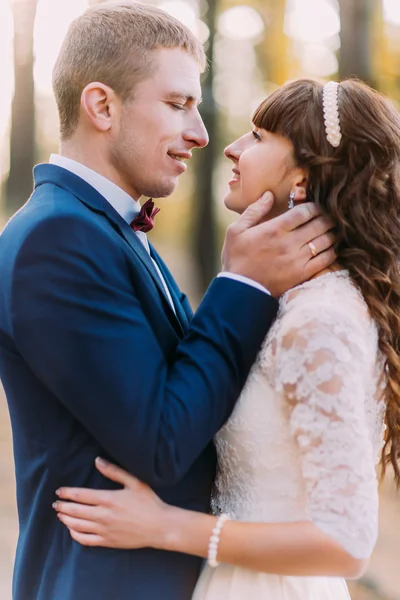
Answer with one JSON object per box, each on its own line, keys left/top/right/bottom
{"left": 252, "top": 80, "right": 320, "bottom": 142}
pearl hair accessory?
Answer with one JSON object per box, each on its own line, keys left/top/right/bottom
{"left": 207, "top": 513, "right": 230, "bottom": 568}
{"left": 323, "top": 81, "right": 342, "bottom": 148}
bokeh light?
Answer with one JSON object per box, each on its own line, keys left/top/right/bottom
{"left": 284, "top": 0, "right": 340, "bottom": 43}
{"left": 0, "top": 2, "right": 13, "bottom": 137}
{"left": 34, "top": 0, "right": 88, "bottom": 93}
{"left": 158, "top": 0, "right": 209, "bottom": 42}
{"left": 158, "top": 0, "right": 197, "bottom": 32}
{"left": 217, "top": 6, "right": 265, "bottom": 42}
{"left": 196, "top": 19, "right": 210, "bottom": 44}
{"left": 0, "top": 1, "right": 13, "bottom": 182}
{"left": 301, "top": 43, "right": 338, "bottom": 77}
{"left": 384, "top": 0, "right": 400, "bottom": 26}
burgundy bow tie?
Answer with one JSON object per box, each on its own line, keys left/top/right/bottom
{"left": 130, "top": 199, "right": 161, "bottom": 233}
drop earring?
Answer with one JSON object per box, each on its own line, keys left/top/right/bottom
{"left": 288, "top": 191, "right": 295, "bottom": 209}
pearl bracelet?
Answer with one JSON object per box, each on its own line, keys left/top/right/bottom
{"left": 207, "top": 513, "right": 230, "bottom": 568}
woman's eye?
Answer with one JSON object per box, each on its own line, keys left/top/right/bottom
{"left": 170, "top": 103, "right": 185, "bottom": 111}
{"left": 252, "top": 131, "right": 261, "bottom": 141}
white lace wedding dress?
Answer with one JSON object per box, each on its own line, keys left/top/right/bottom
{"left": 193, "top": 271, "right": 386, "bottom": 600}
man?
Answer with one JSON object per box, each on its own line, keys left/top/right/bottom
{"left": 0, "top": 3, "right": 334, "bottom": 599}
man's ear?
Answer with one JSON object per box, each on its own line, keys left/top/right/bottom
{"left": 80, "top": 82, "right": 119, "bottom": 132}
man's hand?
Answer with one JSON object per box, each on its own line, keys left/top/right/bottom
{"left": 221, "top": 193, "right": 336, "bottom": 297}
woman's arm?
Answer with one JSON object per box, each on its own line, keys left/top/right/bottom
{"left": 54, "top": 459, "right": 367, "bottom": 579}
{"left": 54, "top": 305, "right": 378, "bottom": 580}
{"left": 160, "top": 504, "right": 367, "bottom": 579}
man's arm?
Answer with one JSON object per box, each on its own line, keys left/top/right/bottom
{"left": 12, "top": 215, "right": 278, "bottom": 487}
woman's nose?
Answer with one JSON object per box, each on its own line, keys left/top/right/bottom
{"left": 224, "top": 142, "right": 241, "bottom": 161}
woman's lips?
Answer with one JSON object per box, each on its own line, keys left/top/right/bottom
{"left": 228, "top": 170, "right": 240, "bottom": 186}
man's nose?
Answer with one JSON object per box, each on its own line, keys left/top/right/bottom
{"left": 183, "top": 116, "right": 209, "bottom": 149}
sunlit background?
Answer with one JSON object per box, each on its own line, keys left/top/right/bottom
{"left": 1, "top": 0, "right": 400, "bottom": 198}
{"left": 1, "top": 1, "right": 400, "bottom": 598}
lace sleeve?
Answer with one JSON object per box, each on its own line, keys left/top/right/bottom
{"left": 275, "top": 305, "right": 379, "bottom": 559}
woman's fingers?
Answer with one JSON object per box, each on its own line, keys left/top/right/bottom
{"left": 95, "top": 457, "right": 139, "bottom": 488}
{"left": 55, "top": 460, "right": 139, "bottom": 506}
{"left": 54, "top": 462, "right": 163, "bottom": 551}
{"left": 56, "top": 486, "right": 109, "bottom": 506}
{"left": 57, "top": 513, "right": 99, "bottom": 534}
{"left": 68, "top": 529, "right": 106, "bottom": 547}
{"left": 53, "top": 500, "right": 100, "bottom": 520}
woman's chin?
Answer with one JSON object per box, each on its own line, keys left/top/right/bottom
{"left": 224, "top": 196, "right": 244, "bottom": 215}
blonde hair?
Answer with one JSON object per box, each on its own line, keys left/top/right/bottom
{"left": 52, "top": 1, "right": 206, "bottom": 139}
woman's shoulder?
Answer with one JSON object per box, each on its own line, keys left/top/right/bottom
{"left": 275, "top": 269, "right": 377, "bottom": 352}
{"left": 258, "top": 269, "right": 381, "bottom": 394}
{"left": 280, "top": 270, "right": 370, "bottom": 322}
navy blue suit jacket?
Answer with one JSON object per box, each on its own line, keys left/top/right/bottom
{"left": 0, "top": 164, "right": 278, "bottom": 600}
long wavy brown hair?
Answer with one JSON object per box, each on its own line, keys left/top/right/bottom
{"left": 253, "top": 78, "right": 400, "bottom": 483}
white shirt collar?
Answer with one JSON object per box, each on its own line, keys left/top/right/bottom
{"left": 49, "top": 155, "right": 176, "bottom": 312}
{"left": 49, "top": 154, "right": 141, "bottom": 224}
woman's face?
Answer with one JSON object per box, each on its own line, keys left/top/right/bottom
{"left": 223, "top": 127, "right": 308, "bottom": 219}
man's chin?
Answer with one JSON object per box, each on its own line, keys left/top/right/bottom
{"left": 143, "top": 179, "right": 178, "bottom": 199}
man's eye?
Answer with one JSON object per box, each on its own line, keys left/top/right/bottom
{"left": 170, "top": 103, "right": 185, "bottom": 111}
{"left": 252, "top": 131, "right": 261, "bottom": 141}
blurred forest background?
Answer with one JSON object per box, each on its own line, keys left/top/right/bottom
{"left": 1, "top": 0, "right": 400, "bottom": 598}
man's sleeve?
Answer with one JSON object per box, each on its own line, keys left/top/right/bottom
{"left": 12, "top": 215, "right": 279, "bottom": 487}
{"left": 218, "top": 272, "right": 271, "bottom": 295}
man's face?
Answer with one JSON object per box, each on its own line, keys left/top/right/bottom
{"left": 110, "top": 47, "right": 208, "bottom": 200}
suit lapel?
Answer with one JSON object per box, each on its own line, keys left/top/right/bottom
{"left": 33, "top": 164, "right": 183, "bottom": 333}
{"left": 149, "top": 245, "right": 190, "bottom": 334}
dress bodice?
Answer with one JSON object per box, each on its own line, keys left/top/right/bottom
{"left": 212, "top": 271, "right": 386, "bottom": 560}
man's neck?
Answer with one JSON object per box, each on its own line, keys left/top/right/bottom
{"left": 58, "top": 140, "right": 141, "bottom": 201}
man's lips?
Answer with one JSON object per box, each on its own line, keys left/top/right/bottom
{"left": 167, "top": 151, "right": 192, "bottom": 162}
{"left": 167, "top": 152, "right": 190, "bottom": 173}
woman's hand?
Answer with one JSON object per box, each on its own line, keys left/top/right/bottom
{"left": 53, "top": 458, "right": 368, "bottom": 579}
{"left": 53, "top": 457, "right": 169, "bottom": 549}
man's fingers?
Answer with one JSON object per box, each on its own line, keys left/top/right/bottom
{"left": 304, "top": 247, "right": 338, "bottom": 280}
{"left": 95, "top": 457, "right": 139, "bottom": 488}
{"left": 233, "top": 192, "right": 274, "bottom": 233}
{"left": 292, "top": 215, "right": 335, "bottom": 248}
{"left": 301, "top": 231, "right": 336, "bottom": 258}
{"left": 279, "top": 202, "right": 321, "bottom": 231}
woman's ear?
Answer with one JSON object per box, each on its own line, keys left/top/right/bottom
{"left": 292, "top": 171, "right": 308, "bottom": 201}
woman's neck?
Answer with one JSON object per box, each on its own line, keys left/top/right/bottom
{"left": 309, "top": 262, "right": 343, "bottom": 281}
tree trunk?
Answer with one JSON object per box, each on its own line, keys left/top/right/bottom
{"left": 6, "top": 0, "right": 38, "bottom": 215}
{"left": 259, "top": 0, "right": 288, "bottom": 85}
{"left": 338, "top": 0, "right": 378, "bottom": 86}
{"left": 192, "top": 0, "right": 219, "bottom": 294}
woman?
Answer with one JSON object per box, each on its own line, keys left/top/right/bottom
{"left": 53, "top": 78, "right": 400, "bottom": 599}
